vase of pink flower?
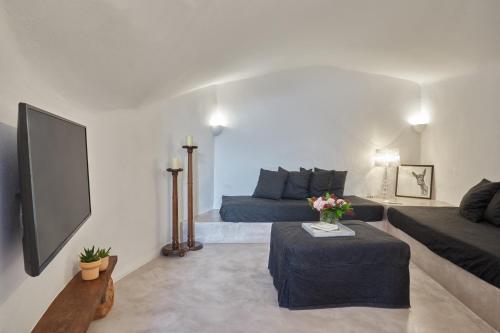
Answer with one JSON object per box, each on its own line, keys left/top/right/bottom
{"left": 307, "top": 193, "right": 353, "bottom": 224}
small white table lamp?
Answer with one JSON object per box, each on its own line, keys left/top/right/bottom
{"left": 375, "top": 148, "right": 401, "bottom": 202}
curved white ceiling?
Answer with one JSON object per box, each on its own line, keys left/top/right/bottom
{"left": 2, "top": 0, "right": 500, "bottom": 109}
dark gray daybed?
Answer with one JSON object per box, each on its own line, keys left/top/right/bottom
{"left": 219, "top": 195, "right": 383, "bottom": 222}
{"left": 387, "top": 206, "right": 500, "bottom": 288}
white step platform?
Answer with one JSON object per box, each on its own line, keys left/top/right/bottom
{"left": 182, "top": 210, "right": 384, "bottom": 243}
{"left": 181, "top": 210, "right": 272, "bottom": 243}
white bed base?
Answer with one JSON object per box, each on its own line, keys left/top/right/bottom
{"left": 386, "top": 222, "right": 500, "bottom": 331}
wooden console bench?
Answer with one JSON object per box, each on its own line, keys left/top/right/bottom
{"left": 32, "top": 256, "right": 117, "bottom": 333}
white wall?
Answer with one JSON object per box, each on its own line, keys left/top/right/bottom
{"left": 0, "top": 10, "right": 166, "bottom": 331}
{"left": 0, "top": 35, "right": 218, "bottom": 330}
{"left": 0, "top": 107, "right": 166, "bottom": 333}
{"left": 421, "top": 67, "right": 500, "bottom": 205}
{"left": 0, "top": 10, "right": 217, "bottom": 329}
{"left": 143, "top": 87, "right": 216, "bottom": 221}
{"left": 213, "top": 67, "right": 421, "bottom": 206}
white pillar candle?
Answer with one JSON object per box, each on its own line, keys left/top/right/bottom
{"left": 171, "top": 157, "right": 180, "bottom": 169}
{"left": 186, "top": 135, "right": 193, "bottom": 146}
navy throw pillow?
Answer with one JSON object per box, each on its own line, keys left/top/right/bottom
{"left": 279, "top": 167, "right": 312, "bottom": 199}
{"left": 485, "top": 191, "right": 500, "bottom": 226}
{"left": 305, "top": 168, "right": 334, "bottom": 197}
{"left": 315, "top": 167, "right": 348, "bottom": 197}
{"left": 252, "top": 168, "right": 288, "bottom": 200}
{"left": 459, "top": 179, "right": 500, "bottom": 222}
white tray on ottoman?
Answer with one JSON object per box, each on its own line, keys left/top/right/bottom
{"left": 302, "top": 222, "right": 356, "bottom": 237}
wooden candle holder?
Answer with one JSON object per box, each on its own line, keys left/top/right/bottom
{"left": 181, "top": 145, "right": 203, "bottom": 251}
{"left": 162, "top": 168, "right": 187, "bottom": 257}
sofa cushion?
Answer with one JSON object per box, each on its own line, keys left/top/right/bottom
{"left": 459, "top": 179, "right": 500, "bottom": 222}
{"left": 307, "top": 168, "right": 334, "bottom": 197}
{"left": 315, "top": 168, "right": 348, "bottom": 197}
{"left": 252, "top": 168, "right": 288, "bottom": 200}
{"left": 279, "top": 167, "right": 312, "bottom": 199}
{"left": 485, "top": 191, "right": 500, "bottom": 227}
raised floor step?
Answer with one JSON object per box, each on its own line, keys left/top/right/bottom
{"left": 181, "top": 210, "right": 272, "bottom": 243}
{"left": 182, "top": 210, "right": 384, "bottom": 243}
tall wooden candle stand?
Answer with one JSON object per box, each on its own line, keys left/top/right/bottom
{"left": 181, "top": 145, "right": 203, "bottom": 251}
{"left": 162, "top": 168, "right": 187, "bottom": 257}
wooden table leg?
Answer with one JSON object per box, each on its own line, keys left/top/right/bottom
{"left": 93, "top": 278, "right": 114, "bottom": 320}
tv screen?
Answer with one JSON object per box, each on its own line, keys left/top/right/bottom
{"left": 18, "top": 103, "right": 91, "bottom": 276}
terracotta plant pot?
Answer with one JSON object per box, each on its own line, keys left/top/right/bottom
{"left": 99, "top": 256, "right": 109, "bottom": 272}
{"left": 80, "top": 259, "right": 101, "bottom": 281}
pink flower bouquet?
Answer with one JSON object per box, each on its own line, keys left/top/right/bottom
{"left": 307, "top": 192, "right": 353, "bottom": 224}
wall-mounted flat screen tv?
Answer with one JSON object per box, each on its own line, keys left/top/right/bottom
{"left": 18, "top": 103, "right": 91, "bottom": 276}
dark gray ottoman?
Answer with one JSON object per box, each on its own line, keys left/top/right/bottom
{"left": 268, "top": 220, "right": 410, "bottom": 309}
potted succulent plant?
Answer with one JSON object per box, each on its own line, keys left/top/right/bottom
{"left": 79, "top": 246, "right": 101, "bottom": 281}
{"left": 97, "top": 247, "right": 112, "bottom": 272}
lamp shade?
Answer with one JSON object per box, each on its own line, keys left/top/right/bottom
{"left": 374, "top": 148, "right": 400, "bottom": 167}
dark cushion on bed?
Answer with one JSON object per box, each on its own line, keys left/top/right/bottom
{"left": 219, "top": 195, "right": 384, "bottom": 222}
{"left": 331, "top": 170, "right": 347, "bottom": 197}
{"left": 485, "top": 191, "right": 500, "bottom": 226}
{"left": 306, "top": 168, "right": 333, "bottom": 197}
{"left": 459, "top": 179, "right": 500, "bottom": 222}
{"left": 315, "top": 168, "right": 348, "bottom": 197}
{"left": 252, "top": 168, "right": 288, "bottom": 200}
{"left": 387, "top": 206, "right": 500, "bottom": 288}
{"left": 279, "top": 167, "right": 311, "bottom": 199}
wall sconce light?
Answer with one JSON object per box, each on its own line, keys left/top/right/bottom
{"left": 211, "top": 125, "right": 224, "bottom": 136}
{"left": 408, "top": 113, "right": 429, "bottom": 133}
{"left": 209, "top": 111, "right": 227, "bottom": 136}
{"left": 411, "top": 124, "right": 427, "bottom": 133}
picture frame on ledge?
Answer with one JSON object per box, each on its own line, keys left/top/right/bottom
{"left": 395, "top": 164, "right": 434, "bottom": 199}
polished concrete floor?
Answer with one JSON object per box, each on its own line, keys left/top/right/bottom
{"left": 89, "top": 244, "right": 496, "bottom": 333}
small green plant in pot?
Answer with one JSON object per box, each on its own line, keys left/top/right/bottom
{"left": 97, "top": 247, "right": 112, "bottom": 272}
{"left": 79, "top": 246, "right": 101, "bottom": 281}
